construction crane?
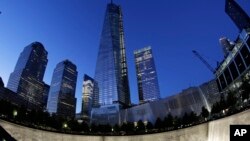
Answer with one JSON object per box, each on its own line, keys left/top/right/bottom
{"left": 192, "top": 50, "right": 215, "bottom": 73}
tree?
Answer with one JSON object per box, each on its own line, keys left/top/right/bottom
{"left": 126, "top": 122, "right": 135, "bottom": 133}
{"left": 211, "top": 102, "right": 221, "bottom": 114}
{"left": 120, "top": 122, "right": 127, "bottom": 132}
{"left": 16, "top": 105, "right": 28, "bottom": 122}
{"left": 240, "top": 79, "right": 250, "bottom": 101}
{"left": 97, "top": 124, "right": 111, "bottom": 133}
{"left": 81, "top": 121, "right": 90, "bottom": 132}
{"left": 41, "top": 111, "right": 50, "bottom": 125}
{"left": 164, "top": 113, "right": 173, "bottom": 128}
{"left": 182, "top": 112, "right": 189, "bottom": 126}
{"left": 219, "top": 95, "right": 226, "bottom": 110}
{"left": 120, "top": 122, "right": 134, "bottom": 133}
{"left": 0, "top": 100, "right": 13, "bottom": 118}
{"left": 226, "top": 91, "right": 237, "bottom": 108}
{"left": 211, "top": 94, "right": 227, "bottom": 115}
{"left": 35, "top": 109, "right": 47, "bottom": 125}
{"left": 113, "top": 124, "right": 120, "bottom": 133}
{"left": 104, "top": 124, "right": 112, "bottom": 133}
{"left": 146, "top": 122, "right": 153, "bottom": 130}
{"left": 154, "top": 117, "right": 164, "bottom": 130}
{"left": 90, "top": 123, "right": 98, "bottom": 133}
{"left": 182, "top": 111, "right": 198, "bottom": 126}
{"left": 201, "top": 106, "right": 209, "bottom": 120}
{"left": 173, "top": 116, "right": 181, "bottom": 128}
{"left": 68, "top": 119, "right": 82, "bottom": 132}
{"left": 189, "top": 111, "right": 198, "bottom": 124}
{"left": 136, "top": 120, "right": 145, "bottom": 132}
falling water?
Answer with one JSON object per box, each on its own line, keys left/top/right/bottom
{"left": 198, "top": 87, "right": 211, "bottom": 112}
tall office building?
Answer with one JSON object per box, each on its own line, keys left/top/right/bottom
{"left": 7, "top": 42, "right": 48, "bottom": 108}
{"left": 42, "top": 83, "right": 50, "bottom": 110}
{"left": 134, "top": 46, "right": 160, "bottom": 104}
{"left": 216, "top": 29, "right": 250, "bottom": 92}
{"left": 225, "top": 0, "right": 250, "bottom": 31}
{"left": 82, "top": 74, "right": 94, "bottom": 120}
{"left": 93, "top": 2, "right": 130, "bottom": 108}
{"left": 47, "top": 60, "right": 77, "bottom": 118}
{"left": 219, "top": 37, "right": 234, "bottom": 56}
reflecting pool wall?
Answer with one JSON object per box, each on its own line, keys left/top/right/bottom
{"left": 0, "top": 109, "right": 249, "bottom": 141}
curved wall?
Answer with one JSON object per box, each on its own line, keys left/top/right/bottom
{"left": 0, "top": 109, "right": 249, "bottom": 141}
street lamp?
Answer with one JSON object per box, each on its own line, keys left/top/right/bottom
{"left": 63, "top": 123, "right": 68, "bottom": 128}
{"left": 13, "top": 110, "right": 18, "bottom": 118}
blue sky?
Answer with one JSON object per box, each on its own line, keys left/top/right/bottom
{"left": 0, "top": 0, "right": 249, "bottom": 113}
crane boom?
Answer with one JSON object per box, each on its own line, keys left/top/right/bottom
{"left": 192, "top": 50, "right": 215, "bottom": 73}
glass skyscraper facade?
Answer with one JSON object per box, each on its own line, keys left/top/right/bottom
{"left": 216, "top": 30, "right": 250, "bottom": 92}
{"left": 42, "top": 83, "right": 50, "bottom": 110}
{"left": 47, "top": 60, "right": 77, "bottom": 118}
{"left": 225, "top": 0, "right": 250, "bottom": 31}
{"left": 93, "top": 2, "right": 130, "bottom": 108}
{"left": 7, "top": 42, "right": 48, "bottom": 109}
{"left": 134, "top": 46, "right": 160, "bottom": 104}
{"left": 215, "top": 0, "right": 250, "bottom": 92}
{"left": 82, "top": 74, "right": 94, "bottom": 120}
{"left": 219, "top": 37, "right": 234, "bottom": 57}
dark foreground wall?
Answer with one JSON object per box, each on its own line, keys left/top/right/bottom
{"left": 0, "top": 109, "right": 250, "bottom": 141}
